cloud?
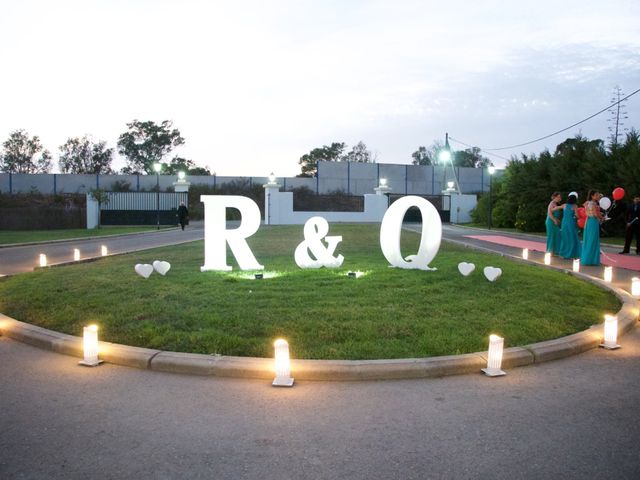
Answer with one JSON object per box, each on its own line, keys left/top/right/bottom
{"left": 0, "top": 0, "right": 639, "bottom": 174}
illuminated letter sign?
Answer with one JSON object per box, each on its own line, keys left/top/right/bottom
{"left": 294, "top": 216, "right": 344, "bottom": 268}
{"left": 379, "top": 196, "right": 442, "bottom": 270}
{"left": 200, "top": 195, "right": 264, "bottom": 271}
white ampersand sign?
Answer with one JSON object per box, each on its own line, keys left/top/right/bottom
{"left": 294, "top": 216, "right": 344, "bottom": 269}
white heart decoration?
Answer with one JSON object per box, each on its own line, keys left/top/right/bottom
{"left": 457, "top": 262, "right": 475, "bottom": 276}
{"left": 152, "top": 260, "right": 171, "bottom": 276}
{"left": 135, "top": 263, "right": 154, "bottom": 279}
{"left": 483, "top": 266, "right": 502, "bottom": 282}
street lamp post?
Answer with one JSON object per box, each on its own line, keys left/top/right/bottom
{"left": 438, "top": 133, "right": 460, "bottom": 194}
{"left": 488, "top": 166, "right": 496, "bottom": 229}
{"left": 153, "top": 162, "right": 162, "bottom": 230}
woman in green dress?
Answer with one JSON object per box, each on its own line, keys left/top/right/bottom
{"left": 581, "top": 190, "right": 602, "bottom": 266}
{"left": 545, "top": 192, "right": 563, "bottom": 255}
{"left": 559, "top": 192, "right": 581, "bottom": 259}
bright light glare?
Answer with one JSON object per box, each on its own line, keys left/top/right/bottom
{"left": 573, "top": 259, "right": 580, "bottom": 272}
{"left": 604, "top": 266, "right": 613, "bottom": 282}
{"left": 632, "top": 277, "right": 640, "bottom": 296}
{"left": 379, "top": 178, "right": 388, "bottom": 187}
{"left": 347, "top": 271, "right": 367, "bottom": 278}
{"left": 39, "top": 253, "right": 47, "bottom": 267}
{"left": 101, "top": 245, "right": 108, "bottom": 256}
{"left": 74, "top": 248, "right": 80, "bottom": 261}
{"left": 273, "top": 338, "right": 294, "bottom": 387}
{"left": 80, "top": 324, "right": 101, "bottom": 366}
{"left": 438, "top": 150, "right": 451, "bottom": 162}
{"left": 488, "top": 166, "right": 496, "bottom": 175}
{"left": 522, "top": 248, "right": 528, "bottom": 260}
{"left": 153, "top": 163, "right": 162, "bottom": 173}
{"left": 178, "top": 171, "right": 186, "bottom": 180}
{"left": 602, "top": 314, "right": 619, "bottom": 349}
{"left": 544, "top": 252, "right": 551, "bottom": 265}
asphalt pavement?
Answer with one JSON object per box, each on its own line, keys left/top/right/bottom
{"left": 1, "top": 223, "right": 639, "bottom": 479}
{"left": 0, "top": 223, "right": 204, "bottom": 276}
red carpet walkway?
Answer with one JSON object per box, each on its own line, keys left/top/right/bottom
{"left": 464, "top": 234, "right": 640, "bottom": 271}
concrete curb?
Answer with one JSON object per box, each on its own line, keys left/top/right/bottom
{"left": 1, "top": 232, "right": 637, "bottom": 381}
{"left": 1, "top": 262, "right": 637, "bottom": 380}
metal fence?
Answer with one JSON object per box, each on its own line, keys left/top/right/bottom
{"left": 101, "top": 192, "right": 188, "bottom": 211}
{"left": 100, "top": 192, "right": 188, "bottom": 226}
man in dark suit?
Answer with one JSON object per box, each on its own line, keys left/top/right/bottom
{"left": 620, "top": 194, "right": 640, "bottom": 254}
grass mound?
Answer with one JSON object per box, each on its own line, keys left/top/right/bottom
{"left": 0, "top": 224, "right": 620, "bottom": 359}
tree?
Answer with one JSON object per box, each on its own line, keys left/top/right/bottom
{"left": 160, "top": 156, "right": 211, "bottom": 175}
{"left": 453, "top": 147, "right": 493, "bottom": 168}
{"left": 117, "top": 120, "right": 185, "bottom": 174}
{"left": 411, "top": 141, "right": 444, "bottom": 166}
{"left": 0, "top": 130, "right": 52, "bottom": 173}
{"left": 58, "top": 135, "right": 113, "bottom": 174}
{"left": 342, "top": 141, "right": 377, "bottom": 163}
{"left": 298, "top": 142, "right": 346, "bottom": 177}
{"left": 411, "top": 146, "right": 433, "bottom": 165}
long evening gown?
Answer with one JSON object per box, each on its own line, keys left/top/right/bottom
{"left": 559, "top": 204, "right": 581, "bottom": 259}
{"left": 581, "top": 201, "right": 601, "bottom": 265}
{"left": 545, "top": 202, "right": 562, "bottom": 255}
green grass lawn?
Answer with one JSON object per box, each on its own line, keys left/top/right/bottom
{"left": 0, "top": 224, "right": 620, "bottom": 360}
{"left": 0, "top": 226, "right": 175, "bottom": 245}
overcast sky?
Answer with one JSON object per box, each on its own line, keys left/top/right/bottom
{"left": 1, "top": 0, "right": 639, "bottom": 176}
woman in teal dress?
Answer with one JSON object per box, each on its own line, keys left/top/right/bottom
{"left": 581, "top": 190, "right": 602, "bottom": 266}
{"left": 559, "top": 192, "right": 581, "bottom": 259}
{"left": 545, "top": 192, "right": 563, "bottom": 255}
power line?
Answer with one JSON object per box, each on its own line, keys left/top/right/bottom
{"left": 447, "top": 137, "right": 512, "bottom": 162}
{"left": 460, "top": 86, "right": 640, "bottom": 152}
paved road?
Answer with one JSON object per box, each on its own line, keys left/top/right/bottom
{"left": 1, "top": 223, "right": 639, "bottom": 479}
{"left": 0, "top": 223, "right": 205, "bottom": 276}
{"left": 1, "top": 328, "right": 639, "bottom": 479}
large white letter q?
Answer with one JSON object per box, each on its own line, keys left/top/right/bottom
{"left": 379, "top": 196, "right": 442, "bottom": 270}
{"left": 200, "top": 195, "right": 264, "bottom": 271}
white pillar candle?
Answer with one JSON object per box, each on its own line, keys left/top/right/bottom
{"left": 482, "top": 334, "right": 506, "bottom": 376}
{"left": 603, "top": 266, "right": 612, "bottom": 283}
{"left": 272, "top": 338, "right": 294, "bottom": 387}
{"left": 601, "top": 315, "right": 620, "bottom": 350}
{"left": 79, "top": 325, "right": 103, "bottom": 366}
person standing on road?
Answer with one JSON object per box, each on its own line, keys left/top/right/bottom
{"left": 619, "top": 194, "right": 640, "bottom": 255}
{"left": 545, "top": 192, "right": 563, "bottom": 256}
{"left": 177, "top": 202, "right": 189, "bottom": 231}
{"left": 581, "top": 190, "right": 602, "bottom": 266}
{"left": 559, "top": 192, "right": 581, "bottom": 260}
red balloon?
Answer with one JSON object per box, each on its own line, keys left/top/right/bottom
{"left": 577, "top": 217, "right": 586, "bottom": 229}
{"left": 577, "top": 207, "right": 586, "bottom": 219}
{"left": 612, "top": 187, "right": 625, "bottom": 201}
